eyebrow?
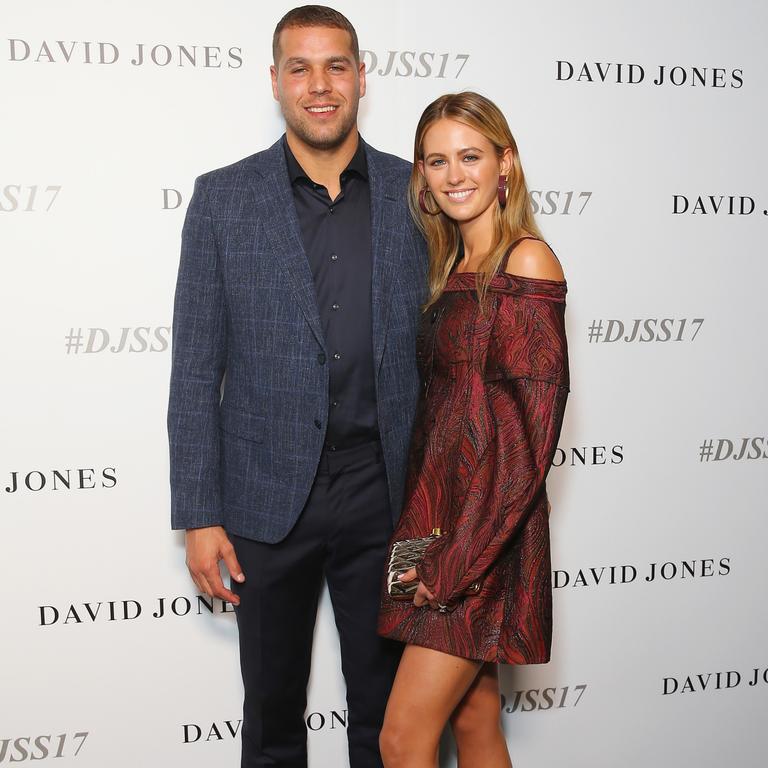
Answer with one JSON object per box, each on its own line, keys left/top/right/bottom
{"left": 284, "top": 55, "right": 353, "bottom": 67}
{"left": 424, "top": 146, "right": 485, "bottom": 160}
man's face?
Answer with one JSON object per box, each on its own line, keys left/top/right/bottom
{"left": 271, "top": 26, "right": 365, "bottom": 151}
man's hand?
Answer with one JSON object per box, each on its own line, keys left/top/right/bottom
{"left": 398, "top": 567, "right": 439, "bottom": 610}
{"left": 185, "top": 526, "right": 245, "bottom": 606}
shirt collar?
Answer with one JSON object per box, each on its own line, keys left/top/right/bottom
{"left": 282, "top": 134, "right": 368, "bottom": 185}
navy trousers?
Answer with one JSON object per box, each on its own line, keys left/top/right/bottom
{"left": 230, "top": 441, "right": 402, "bottom": 768}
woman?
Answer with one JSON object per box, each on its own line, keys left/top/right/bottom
{"left": 377, "top": 92, "right": 569, "bottom": 767}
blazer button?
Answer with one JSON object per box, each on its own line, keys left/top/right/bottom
{"left": 314, "top": 418, "right": 322, "bottom": 429}
{"left": 317, "top": 352, "right": 326, "bottom": 365}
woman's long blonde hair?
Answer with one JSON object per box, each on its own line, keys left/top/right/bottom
{"left": 408, "top": 91, "right": 542, "bottom": 310}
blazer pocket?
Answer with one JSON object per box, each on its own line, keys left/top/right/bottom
{"left": 219, "top": 405, "right": 266, "bottom": 443}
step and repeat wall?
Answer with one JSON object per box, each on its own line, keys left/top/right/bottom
{"left": 2, "top": 1, "right": 766, "bottom": 766}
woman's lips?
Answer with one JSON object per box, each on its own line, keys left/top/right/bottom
{"left": 444, "top": 189, "right": 476, "bottom": 202}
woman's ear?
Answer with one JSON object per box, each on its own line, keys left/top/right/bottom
{"left": 417, "top": 159, "right": 425, "bottom": 178}
{"left": 500, "top": 147, "right": 513, "bottom": 176}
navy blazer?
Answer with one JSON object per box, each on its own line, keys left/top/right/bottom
{"left": 168, "top": 137, "right": 428, "bottom": 543}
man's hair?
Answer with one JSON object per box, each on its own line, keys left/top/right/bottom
{"left": 272, "top": 5, "right": 360, "bottom": 65}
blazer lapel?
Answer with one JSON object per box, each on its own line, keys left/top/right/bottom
{"left": 247, "top": 139, "right": 325, "bottom": 351}
{"left": 367, "top": 146, "right": 405, "bottom": 372}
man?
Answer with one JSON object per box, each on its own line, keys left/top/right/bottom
{"left": 167, "top": 6, "right": 426, "bottom": 767}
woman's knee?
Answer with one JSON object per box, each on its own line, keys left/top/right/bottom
{"left": 380, "top": 717, "right": 438, "bottom": 767}
{"left": 378, "top": 722, "right": 404, "bottom": 766}
{"left": 450, "top": 691, "right": 503, "bottom": 745}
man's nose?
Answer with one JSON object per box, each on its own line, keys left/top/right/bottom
{"left": 308, "top": 67, "right": 331, "bottom": 95}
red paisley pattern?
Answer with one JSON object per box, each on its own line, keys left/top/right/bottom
{"left": 377, "top": 261, "right": 569, "bottom": 665}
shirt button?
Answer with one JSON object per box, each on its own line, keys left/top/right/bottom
{"left": 328, "top": 444, "right": 337, "bottom": 452}
{"left": 328, "top": 206, "right": 334, "bottom": 214}
{"left": 317, "top": 352, "right": 326, "bottom": 365}
{"left": 333, "top": 352, "right": 341, "bottom": 360}
{"left": 314, "top": 418, "right": 322, "bottom": 429}
{"left": 331, "top": 400, "right": 339, "bottom": 407}
{"left": 330, "top": 253, "right": 338, "bottom": 262}
{"left": 332, "top": 302, "right": 340, "bottom": 311}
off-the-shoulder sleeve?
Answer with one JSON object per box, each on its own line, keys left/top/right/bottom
{"left": 416, "top": 290, "right": 569, "bottom": 606}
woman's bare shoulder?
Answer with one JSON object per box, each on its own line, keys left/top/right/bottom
{"left": 504, "top": 238, "right": 565, "bottom": 281}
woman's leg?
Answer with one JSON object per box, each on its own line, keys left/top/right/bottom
{"left": 450, "top": 663, "right": 512, "bottom": 768}
{"left": 379, "top": 644, "right": 482, "bottom": 768}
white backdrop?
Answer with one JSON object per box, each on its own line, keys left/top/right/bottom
{"left": 2, "top": 1, "right": 767, "bottom": 766}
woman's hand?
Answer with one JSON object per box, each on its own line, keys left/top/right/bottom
{"left": 398, "top": 567, "right": 439, "bottom": 609}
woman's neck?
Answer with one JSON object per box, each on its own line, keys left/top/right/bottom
{"left": 457, "top": 207, "right": 495, "bottom": 267}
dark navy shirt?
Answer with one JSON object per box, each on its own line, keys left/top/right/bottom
{"left": 283, "top": 135, "right": 379, "bottom": 451}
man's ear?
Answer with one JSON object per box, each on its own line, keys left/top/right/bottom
{"left": 270, "top": 64, "right": 279, "bottom": 101}
{"left": 358, "top": 60, "right": 366, "bottom": 99}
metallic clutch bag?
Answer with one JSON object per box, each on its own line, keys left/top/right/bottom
{"left": 386, "top": 528, "right": 442, "bottom": 601}
{"left": 386, "top": 527, "right": 483, "bottom": 608}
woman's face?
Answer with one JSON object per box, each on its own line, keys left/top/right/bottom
{"left": 418, "top": 118, "right": 511, "bottom": 224}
